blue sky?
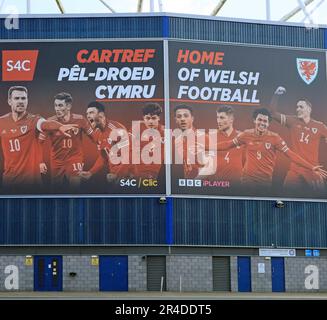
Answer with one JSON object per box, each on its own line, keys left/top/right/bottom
{"left": 0, "top": 0, "right": 326, "bottom": 25}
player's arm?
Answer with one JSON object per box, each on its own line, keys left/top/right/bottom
{"left": 320, "top": 123, "right": 327, "bottom": 141}
{"left": 107, "top": 135, "right": 131, "bottom": 180}
{"left": 38, "top": 132, "right": 48, "bottom": 174}
{"left": 37, "top": 118, "right": 78, "bottom": 137}
{"left": 268, "top": 87, "right": 297, "bottom": 128}
{"left": 217, "top": 133, "right": 245, "bottom": 151}
{"left": 79, "top": 154, "right": 106, "bottom": 180}
{"left": 81, "top": 117, "right": 100, "bottom": 142}
{"left": 276, "top": 136, "right": 315, "bottom": 171}
{"left": 268, "top": 86, "right": 285, "bottom": 123}
{"left": 285, "top": 148, "right": 327, "bottom": 179}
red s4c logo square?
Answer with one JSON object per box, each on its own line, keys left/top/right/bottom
{"left": 2, "top": 50, "right": 39, "bottom": 81}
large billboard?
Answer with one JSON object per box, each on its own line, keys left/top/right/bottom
{"left": 1, "top": 39, "right": 327, "bottom": 200}
{"left": 0, "top": 40, "right": 165, "bottom": 195}
{"left": 169, "top": 40, "right": 327, "bottom": 200}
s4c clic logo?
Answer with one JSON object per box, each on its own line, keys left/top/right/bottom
{"left": 2, "top": 50, "right": 39, "bottom": 81}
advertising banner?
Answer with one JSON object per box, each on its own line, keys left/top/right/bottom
{"left": 169, "top": 40, "right": 327, "bottom": 200}
{"left": 0, "top": 40, "right": 165, "bottom": 195}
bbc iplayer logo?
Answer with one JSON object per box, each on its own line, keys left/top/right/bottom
{"left": 178, "top": 179, "right": 201, "bottom": 187}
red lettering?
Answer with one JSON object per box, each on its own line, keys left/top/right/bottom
{"left": 121, "top": 49, "right": 134, "bottom": 62}
{"left": 177, "top": 49, "right": 224, "bottom": 65}
{"left": 88, "top": 50, "right": 99, "bottom": 63}
{"left": 76, "top": 49, "right": 88, "bottom": 63}
{"left": 177, "top": 49, "right": 190, "bottom": 63}
{"left": 201, "top": 51, "right": 214, "bottom": 64}
{"left": 100, "top": 50, "right": 112, "bottom": 63}
{"left": 76, "top": 49, "right": 156, "bottom": 64}
{"left": 189, "top": 50, "right": 201, "bottom": 64}
{"left": 143, "top": 49, "right": 155, "bottom": 62}
{"left": 112, "top": 49, "right": 123, "bottom": 62}
{"left": 214, "top": 52, "right": 224, "bottom": 66}
{"left": 133, "top": 49, "right": 144, "bottom": 62}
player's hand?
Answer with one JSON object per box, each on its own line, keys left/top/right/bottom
{"left": 39, "top": 163, "right": 48, "bottom": 174}
{"left": 313, "top": 165, "right": 327, "bottom": 179}
{"left": 274, "top": 86, "right": 286, "bottom": 95}
{"left": 59, "top": 124, "right": 78, "bottom": 137}
{"left": 79, "top": 171, "right": 92, "bottom": 180}
{"left": 106, "top": 173, "right": 117, "bottom": 183}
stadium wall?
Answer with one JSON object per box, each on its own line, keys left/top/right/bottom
{"left": 0, "top": 13, "right": 327, "bottom": 292}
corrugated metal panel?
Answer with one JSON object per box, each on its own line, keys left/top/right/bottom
{"left": 84, "top": 198, "right": 166, "bottom": 245}
{"left": 147, "top": 256, "right": 166, "bottom": 291}
{"left": 0, "top": 16, "right": 163, "bottom": 39}
{"left": 169, "top": 17, "right": 325, "bottom": 48}
{"left": 174, "top": 198, "right": 327, "bottom": 248}
{"left": 212, "top": 256, "right": 230, "bottom": 291}
{"left": 0, "top": 14, "right": 326, "bottom": 248}
{"left": 0, "top": 198, "right": 80, "bottom": 244}
{"left": 0, "top": 198, "right": 166, "bottom": 245}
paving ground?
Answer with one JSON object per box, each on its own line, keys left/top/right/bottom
{"left": 0, "top": 291, "right": 326, "bottom": 300}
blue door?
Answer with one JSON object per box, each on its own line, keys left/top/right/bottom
{"left": 99, "top": 256, "right": 128, "bottom": 291}
{"left": 34, "top": 256, "right": 62, "bottom": 291}
{"left": 271, "top": 257, "right": 285, "bottom": 292}
{"left": 238, "top": 257, "right": 251, "bottom": 292}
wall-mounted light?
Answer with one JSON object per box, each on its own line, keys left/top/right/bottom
{"left": 159, "top": 197, "right": 167, "bottom": 204}
{"left": 275, "top": 200, "right": 285, "bottom": 208}
{"left": 69, "top": 272, "right": 77, "bottom": 277}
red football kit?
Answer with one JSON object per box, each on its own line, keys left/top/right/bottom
{"left": 174, "top": 128, "right": 208, "bottom": 179}
{"left": 0, "top": 112, "right": 45, "bottom": 187}
{"left": 39, "top": 113, "right": 96, "bottom": 185}
{"left": 217, "top": 129, "right": 316, "bottom": 188}
{"left": 215, "top": 129, "right": 243, "bottom": 183}
{"left": 89, "top": 120, "right": 130, "bottom": 178}
{"left": 131, "top": 122, "right": 165, "bottom": 179}
{"left": 235, "top": 130, "right": 289, "bottom": 186}
{"left": 280, "top": 114, "right": 327, "bottom": 189}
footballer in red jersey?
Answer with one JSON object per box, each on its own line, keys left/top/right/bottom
{"left": 79, "top": 101, "right": 130, "bottom": 184}
{"left": 131, "top": 103, "right": 165, "bottom": 179}
{"left": 216, "top": 108, "right": 327, "bottom": 189}
{"left": 39, "top": 92, "right": 98, "bottom": 189}
{"left": 0, "top": 86, "right": 77, "bottom": 191}
{"left": 269, "top": 86, "right": 327, "bottom": 190}
{"left": 214, "top": 105, "right": 243, "bottom": 185}
{"left": 173, "top": 104, "right": 208, "bottom": 179}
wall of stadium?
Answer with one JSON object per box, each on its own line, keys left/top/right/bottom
{"left": 0, "top": 13, "right": 327, "bottom": 292}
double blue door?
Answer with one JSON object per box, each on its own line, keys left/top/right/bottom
{"left": 99, "top": 256, "right": 128, "bottom": 291}
{"left": 271, "top": 257, "right": 285, "bottom": 292}
{"left": 238, "top": 257, "right": 251, "bottom": 292}
{"left": 34, "top": 256, "right": 62, "bottom": 291}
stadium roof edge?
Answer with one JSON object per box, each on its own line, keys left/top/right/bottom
{"left": 0, "top": 12, "right": 326, "bottom": 29}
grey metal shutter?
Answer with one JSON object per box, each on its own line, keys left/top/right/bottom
{"left": 213, "top": 256, "right": 231, "bottom": 291}
{"left": 147, "top": 256, "right": 166, "bottom": 291}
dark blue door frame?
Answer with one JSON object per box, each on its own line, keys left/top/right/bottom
{"left": 238, "top": 257, "right": 251, "bottom": 292}
{"left": 99, "top": 256, "right": 128, "bottom": 291}
{"left": 34, "top": 256, "right": 63, "bottom": 291}
{"left": 271, "top": 257, "right": 285, "bottom": 292}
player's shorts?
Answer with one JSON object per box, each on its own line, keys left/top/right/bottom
{"left": 51, "top": 158, "right": 84, "bottom": 185}
{"left": 2, "top": 172, "right": 42, "bottom": 187}
{"left": 284, "top": 167, "right": 324, "bottom": 191}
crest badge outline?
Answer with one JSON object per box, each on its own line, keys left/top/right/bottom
{"left": 296, "top": 58, "right": 318, "bottom": 85}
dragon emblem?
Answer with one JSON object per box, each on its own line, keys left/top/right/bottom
{"left": 297, "top": 58, "right": 318, "bottom": 85}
